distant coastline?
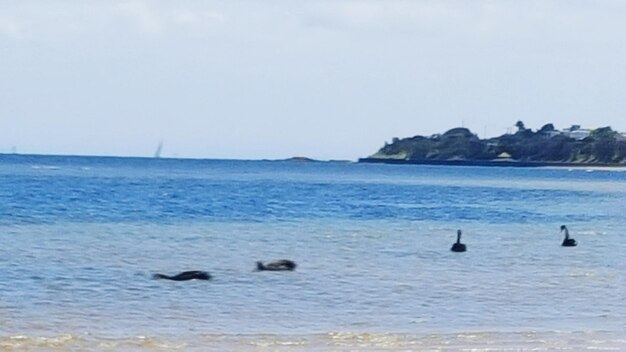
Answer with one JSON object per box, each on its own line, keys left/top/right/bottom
{"left": 0, "top": 153, "right": 354, "bottom": 165}
{"left": 359, "top": 121, "right": 626, "bottom": 167}
{"left": 358, "top": 157, "right": 626, "bottom": 168}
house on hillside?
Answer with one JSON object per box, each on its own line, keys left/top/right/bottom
{"left": 562, "top": 125, "right": 591, "bottom": 140}
{"left": 543, "top": 130, "right": 562, "bottom": 138}
{"left": 495, "top": 152, "right": 513, "bottom": 160}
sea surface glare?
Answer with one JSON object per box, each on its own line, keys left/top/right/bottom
{"left": 1, "top": 154, "right": 625, "bottom": 351}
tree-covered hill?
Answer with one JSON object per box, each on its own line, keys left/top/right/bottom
{"left": 364, "top": 122, "right": 626, "bottom": 165}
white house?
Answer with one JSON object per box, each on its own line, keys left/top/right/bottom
{"left": 562, "top": 125, "right": 591, "bottom": 140}
{"left": 568, "top": 129, "right": 591, "bottom": 140}
{"left": 544, "top": 130, "right": 562, "bottom": 138}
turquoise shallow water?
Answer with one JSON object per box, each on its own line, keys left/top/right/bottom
{"left": 0, "top": 154, "right": 625, "bottom": 349}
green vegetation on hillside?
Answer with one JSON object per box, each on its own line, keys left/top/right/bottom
{"left": 367, "top": 122, "right": 626, "bottom": 164}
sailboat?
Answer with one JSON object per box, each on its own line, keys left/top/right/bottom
{"left": 154, "top": 141, "right": 163, "bottom": 158}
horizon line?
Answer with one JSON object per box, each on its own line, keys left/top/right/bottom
{"left": 0, "top": 152, "right": 356, "bottom": 163}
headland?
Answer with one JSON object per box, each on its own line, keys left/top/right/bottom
{"left": 359, "top": 122, "right": 626, "bottom": 167}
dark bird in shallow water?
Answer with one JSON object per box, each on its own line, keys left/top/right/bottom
{"left": 256, "top": 259, "right": 297, "bottom": 271}
{"left": 450, "top": 229, "right": 467, "bottom": 252}
{"left": 152, "top": 270, "right": 211, "bottom": 281}
{"left": 560, "top": 225, "right": 577, "bottom": 247}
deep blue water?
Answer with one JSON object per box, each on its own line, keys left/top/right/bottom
{"left": 0, "top": 154, "right": 625, "bottom": 342}
{"left": 2, "top": 154, "right": 623, "bottom": 226}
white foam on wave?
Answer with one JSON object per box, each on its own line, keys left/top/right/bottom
{"left": 30, "top": 165, "right": 61, "bottom": 170}
{"left": 1, "top": 331, "right": 625, "bottom": 351}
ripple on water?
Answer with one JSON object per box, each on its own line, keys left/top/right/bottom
{"left": 1, "top": 158, "right": 625, "bottom": 338}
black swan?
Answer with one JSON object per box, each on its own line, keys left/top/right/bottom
{"left": 153, "top": 270, "right": 211, "bottom": 281}
{"left": 560, "top": 225, "right": 577, "bottom": 247}
{"left": 256, "top": 259, "right": 297, "bottom": 271}
{"left": 451, "top": 229, "right": 467, "bottom": 252}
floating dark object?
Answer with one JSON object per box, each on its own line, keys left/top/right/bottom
{"left": 256, "top": 259, "right": 297, "bottom": 271}
{"left": 153, "top": 270, "right": 211, "bottom": 281}
{"left": 560, "top": 225, "right": 577, "bottom": 247}
{"left": 451, "top": 229, "right": 466, "bottom": 252}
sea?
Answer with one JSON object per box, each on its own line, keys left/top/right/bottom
{"left": 1, "top": 154, "right": 624, "bottom": 351}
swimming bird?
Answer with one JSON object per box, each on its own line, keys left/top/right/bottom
{"left": 256, "top": 259, "right": 297, "bottom": 271}
{"left": 450, "top": 229, "right": 467, "bottom": 252}
{"left": 152, "top": 270, "right": 211, "bottom": 281}
{"left": 560, "top": 225, "right": 577, "bottom": 247}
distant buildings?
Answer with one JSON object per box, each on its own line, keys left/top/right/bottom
{"left": 520, "top": 124, "right": 621, "bottom": 140}
{"left": 543, "top": 130, "right": 562, "bottom": 138}
{"left": 561, "top": 125, "right": 591, "bottom": 140}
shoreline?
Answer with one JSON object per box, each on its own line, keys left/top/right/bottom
{"left": 2, "top": 329, "right": 624, "bottom": 351}
{"left": 358, "top": 157, "right": 626, "bottom": 169}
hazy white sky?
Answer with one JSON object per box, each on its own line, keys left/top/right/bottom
{"left": 1, "top": 1, "right": 625, "bottom": 160}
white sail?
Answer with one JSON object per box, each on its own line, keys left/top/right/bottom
{"left": 154, "top": 142, "right": 163, "bottom": 158}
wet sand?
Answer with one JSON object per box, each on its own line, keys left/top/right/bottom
{"left": 3, "top": 330, "right": 625, "bottom": 351}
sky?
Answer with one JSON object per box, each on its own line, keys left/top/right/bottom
{"left": 1, "top": 1, "right": 625, "bottom": 160}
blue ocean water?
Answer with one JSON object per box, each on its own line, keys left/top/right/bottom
{"left": 0, "top": 154, "right": 625, "bottom": 346}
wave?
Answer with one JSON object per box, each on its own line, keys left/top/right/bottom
{"left": 2, "top": 330, "right": 624, "bottom": 351}
{"left": 30, "top": 165, "right": 61, "bottom": 170}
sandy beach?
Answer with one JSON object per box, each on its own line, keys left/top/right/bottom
{"left": 3, "top": 330, "right": 625, "bottom": 351}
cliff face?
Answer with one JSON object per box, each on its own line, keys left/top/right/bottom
{"left": 368, "top": 125, "right": 626, "bottom": 165}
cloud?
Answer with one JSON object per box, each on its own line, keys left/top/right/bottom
{"left": 172, "top": 9, "right": 226, "bottom": 27}
{"left": 294, "top": 0, "right": 626, "bottom": 46}
{"left": 115, "top": 1, "right": 227, "bottom": 35}
{"left": 299, "top": 1, "right": 466, "bottom": 32}
{"left": 0, "top": 1, "right": 227, "bottom": 41}
{"left": 116, "top": 0, "right": 163, "bottom": 34}
{"left": 0, "top": 17, "right": 22, "bottom": 39}
{"left": 2, "top": 0, "right": 626, "bottom": 159}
